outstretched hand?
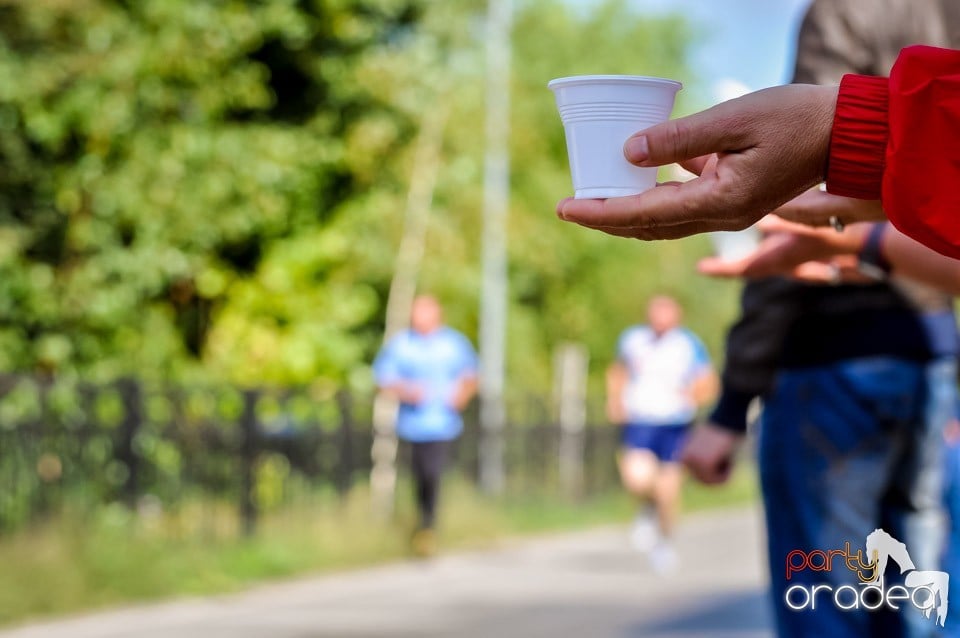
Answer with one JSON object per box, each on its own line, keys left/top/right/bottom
{"left": 698, "top": 216, "right": 869, "bottom": 282}
{"left": 556, "top": 84, "right": 839, "bottom": 240}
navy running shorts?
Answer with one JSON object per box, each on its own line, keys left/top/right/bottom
{"left": 620, "top": 422, "right": 690, "bottom": 463}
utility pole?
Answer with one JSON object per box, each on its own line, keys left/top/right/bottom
{"left": 478, "top": 0, "right": 512, "bottom": 495}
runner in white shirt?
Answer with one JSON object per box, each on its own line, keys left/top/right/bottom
{"left": 606, "top": 295, "right": 717, "bottom": 571}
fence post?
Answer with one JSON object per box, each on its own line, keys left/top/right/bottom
{"left": 370, "top": 394, "right": 398, "bottom": 518}
{"left": 336, "top": 390, "right": 354, "bottom": 498}
{"left": 117, "top": 378, "right": 143, "bottom": 509}
{"left": 554, "top": 343, "right": 588, "bottom": 499}
{"left": 239, "top": 389, "right": 260, "bottom": 536}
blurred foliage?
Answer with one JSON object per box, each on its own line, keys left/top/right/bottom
{"left": 0, "top": 0, "right": 740, "bottom": 391}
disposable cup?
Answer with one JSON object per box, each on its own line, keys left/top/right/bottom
{"left": 548, "top": 75, "right": 682, "bottom": 199}
{"left": 709, "top": 227, "right": 761, "bottom": 261}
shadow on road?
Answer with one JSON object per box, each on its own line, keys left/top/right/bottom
{"left": 625, "top": 588, "right": 773, "bottom": 637}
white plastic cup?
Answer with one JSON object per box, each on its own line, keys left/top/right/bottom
{"left": 548, "top": 75, "right": 682, "bottom": 199}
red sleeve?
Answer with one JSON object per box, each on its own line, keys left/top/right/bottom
{"left": 826, "top": 45, "right": 960, "bottom": 259}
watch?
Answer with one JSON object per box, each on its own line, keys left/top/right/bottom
{"left": 857, "top": 223, "right": 892, "bottom": 281}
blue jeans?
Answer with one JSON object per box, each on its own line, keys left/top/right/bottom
{"left": 943, "top": 438, "right": 960, "bottom": 638}
{"left": 938, "top": 359, "right": 960, "bottom": 638}
{"left": 760, "top": 357, "right": 950, "bottom": 638}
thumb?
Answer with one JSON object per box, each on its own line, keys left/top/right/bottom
{"left": 624, "top": 101, "right": 752, "bottom": 167}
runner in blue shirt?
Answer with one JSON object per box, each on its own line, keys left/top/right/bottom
{"left": 374, "top": 295, "right": 477, "bottom": 555}
{"left": 606, "top": 295, "right": 717, "bottom": 571}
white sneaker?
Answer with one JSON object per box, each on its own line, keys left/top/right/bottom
{"left": 649, "top": 541, "right": 678, "bottom": 574}
{"left": 629, "top": 513, "right": 658, "bottom": 552}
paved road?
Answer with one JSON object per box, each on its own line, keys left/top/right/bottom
{"left": 1, "top": 507, "right": 773, "bottom": 638}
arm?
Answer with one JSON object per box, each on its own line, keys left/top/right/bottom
{"left": 885, "top": 228, "right": 960, "bottom": 295}
{"left": 556, "top": 45, "right": 960, "bottom": 259}
{"left": 684, "top": 333, "right": 719, "bottom": 408}
{"left": 605, "top": 363, "right": 628, "bottom": 425}
{"left": 682, "top": 280, "right": 800, "bottom": 485}
{"left": 827, "top": 46, "right": 960, "bottom": 258}
{"left": 555, "top": 83, "right": 838, "bottom": 240}
{"left": 373, "top": 338, "right": 424, "bottom": 405}
{"left": 448, "top": 334, "right": 479, "bottom": 412}
{"left": 449, "top": 374, "right": 477, "bottom": 412}
{"left": 709, "top": 279, "right": 800, "bottom": 433}
{"left": 377, "top": 382, "right": 424, "bottom": 406}
{"left": 700, "top": 215, "right": 960, "bottom": 296}
{"left": 688, "top": 368, "right": 719, "bottom": 408}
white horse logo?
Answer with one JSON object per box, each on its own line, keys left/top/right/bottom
{"left": 864, "top": 528, "right": 949, "bottom": 627}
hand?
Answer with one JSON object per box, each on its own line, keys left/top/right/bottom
{"left": 687, "top": 370, "right": 719, "bottom": 407}
{"left": 605, "top": 364, "right": 629, "bottom": 424}
{"left": 681, "top": 422, "right": 743, "bottom": 485}
{"left": 789, "top": 255, "right": 871, "bottom": 285}
{"left": 556, "top": 84, "right": 838, "bottom": 239}
{"left": 396, "top": 384, "right": 425, "bottom": 405}
{"left": 946, "top": 419, "right": 960, "bottom": 445}
{"left": 697, "top": 216, "right": 870, "bottom": 281}
{"left": 449, "top": 376, "right": 478, "bottom": 412}
{"left": 606, "top": 401, "right": 626, "bottom": 425}
{"left": 773, "top": 189, "right": 886, "bottom": 227}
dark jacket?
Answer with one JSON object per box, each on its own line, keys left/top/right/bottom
{"left": 710, "top": 0, "right": 959, "bottom": 433}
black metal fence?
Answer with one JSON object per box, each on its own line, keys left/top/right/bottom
{"left": 0, "top": 376, "right": 622, "bottom": 536}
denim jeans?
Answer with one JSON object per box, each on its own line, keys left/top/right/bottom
{"left": 943, "top": 438, "right": 960, "bottom": 638}
{"left": 760, "top": 357, "right": 951, "bottom": 638}
{"left": 939, "top": 359, "right": 960, "bottom": 638}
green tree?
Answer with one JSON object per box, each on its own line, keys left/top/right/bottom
{"left": 0, "top": 0, "right": 445, "bottom": 383}
{"left": 0, "top": 0, "right": 738, "bottom": 397}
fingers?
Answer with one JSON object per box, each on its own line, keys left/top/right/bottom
{"left": 678, "top": 155, "right": 713, "bottom": 176}
{"left": 793, "top": 257, "right": 872, "bottom": 285}
{"left": 700, "top": 232, "right": 804, "bottom": 280}
{"left": 680, "top": 425, "right": 741, "bottom": 485}
{"left": 624, "top": 102, "right": 751, "bottom": 168}
{"left": 792, "top": 261, "right": 838, "bottom": 283}
{"left": 757, "top": 214, "right": 820, "bottom": 236}
{"left": 557, "top": 178, "right": 751, "bottom": 236}
{"left": 774, "top": 190, "right": 886, "bottom": 227}
{"left": 772, "top": 189, "right": 836, "bottom": 227}
{"left": 681, "top": 449, "right": 732, "bottom": 485}
{"left": 697, "top": 256, "right": 748, "bottom": 278}
{"left": 573, "top": 219, "right": 730, "bottom": 241}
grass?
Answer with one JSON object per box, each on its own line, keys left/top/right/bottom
{"left": 0, "top": 464, "right": 758, "bottom": 627}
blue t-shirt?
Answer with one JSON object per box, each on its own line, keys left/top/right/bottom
{"left": 373, "top": 327, "right": 478, "bottom": 442}
{"left": 617, "top": 325, "right": 711, "bottom": 425}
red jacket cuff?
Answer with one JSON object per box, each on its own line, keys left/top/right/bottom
{"left": 826, "top": 74, "right": 889, "bottom": 200}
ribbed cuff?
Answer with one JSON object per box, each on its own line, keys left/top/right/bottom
{"left": 826, "top": 74, "right": 889, "bottom": 200}
{"left": 708, "top": 388, "right": 754, "bottom": 434}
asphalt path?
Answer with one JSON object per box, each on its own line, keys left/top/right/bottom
{"left": 1, "top": 506, "right": 772, "bottom": 638}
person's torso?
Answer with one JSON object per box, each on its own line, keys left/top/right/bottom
{"left": 392, "top": 328, "right": 471, "bottom": 440}
{"left": 619, "top": 326, "right": 705, "bottom": 424}
{"left": 783, "top": 0, "right": 960, "bottom": 367}
{"left": 795, "top": 0, "right": 960, "bottom": 85}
